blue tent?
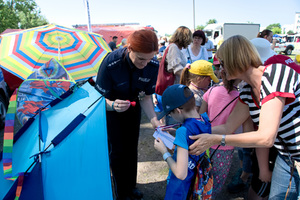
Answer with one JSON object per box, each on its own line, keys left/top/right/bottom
{"left": 0, "top": 82, "right": 113, "bottom": 199}
{"left": 273, "top": 34, "right": 282, "bottom": 38}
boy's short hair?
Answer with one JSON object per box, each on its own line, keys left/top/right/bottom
{"left": 158, "top": 84, "right": 194, "bottom": 120}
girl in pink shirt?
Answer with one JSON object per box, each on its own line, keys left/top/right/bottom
{"left": 200, "top": 75, "right": 241, "bottom": 198}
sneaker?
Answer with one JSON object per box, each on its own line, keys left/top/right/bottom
{"left": 227, "top": 176, "right": 247, "bottom": 193}
{"left": 130, "top": 188, "right": 143, "bottom": 199}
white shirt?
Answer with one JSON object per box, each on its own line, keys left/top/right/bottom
{"left": 181, "top": 44, "right": 208, "bottom": 63}
{"left": 203, "top": 39, "right": 214, "bottom": 58}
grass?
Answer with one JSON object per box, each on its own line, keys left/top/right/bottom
{"left": 289, "top": 54, "right": 295, "bottom": 61}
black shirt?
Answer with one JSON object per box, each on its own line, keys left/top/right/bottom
{"left": 108, "top": 41, "right": 117, "bottom": 51}
{"left": 95, "top": 48, "right": 159, "bottom": 102}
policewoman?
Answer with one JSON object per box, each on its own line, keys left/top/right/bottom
{"left": 95, "top": 29, "right": 162, "bottom": 200}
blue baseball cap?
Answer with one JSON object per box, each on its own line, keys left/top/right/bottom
{"left": 157, "top": 84, "right": 194, "bottom": 120}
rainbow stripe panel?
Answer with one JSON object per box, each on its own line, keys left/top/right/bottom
{"left": 3, "top": 90, "right": 18, "bottom": 181}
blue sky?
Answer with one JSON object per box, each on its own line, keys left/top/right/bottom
{"left": 35, "top": 0, "right": 300, "bottom": 36}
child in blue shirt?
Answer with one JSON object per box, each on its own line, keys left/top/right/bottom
{"left": 154, "top": 84, "right": 211, "bottom": 200}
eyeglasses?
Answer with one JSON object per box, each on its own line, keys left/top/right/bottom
{"left": 193, "top": 37, "right": 203, "bottom": 40}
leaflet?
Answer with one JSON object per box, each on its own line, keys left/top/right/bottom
{"left": 153, "top": 128, "right": 175, "bottom": 150}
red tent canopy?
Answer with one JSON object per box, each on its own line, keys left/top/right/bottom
{"left": 74, "top": 25, "right": 149, "bottom": 45}
{"left": 1, "top": 29, "right": 23, "bottom": 35}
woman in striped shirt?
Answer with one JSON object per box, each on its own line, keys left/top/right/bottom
{"left": 189, "top": 35, "right": 300, "bottom": 199}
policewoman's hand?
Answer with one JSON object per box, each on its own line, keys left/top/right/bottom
{"left": 113, "top": 99, "right": 131, "bottom": 112}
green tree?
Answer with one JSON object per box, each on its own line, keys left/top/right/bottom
{"left": 287, "top": 30, "right": 294, "bottom": 35}
{"left": 266, "top": 23, "right": 282, "bottom": 34}
{"left": 272, "top": 27, "right": 281, "bottom": 34}
{"left": 196, "top": 19, "right": 217, "bottom": 30}
{"left": 207, "top": 19, "right": 217, "bottom": 25}
{"left": 196, "top": 25, "right": 205, "bottom": 30}
{"left": 0, "top": 0, "right": 48, "bottom": 33}
{"left": 0, "top": 0, "right": 19, "bottom": 33}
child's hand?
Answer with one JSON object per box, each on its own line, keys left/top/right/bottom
{"left": 154, "top": 138, "right": 168, "bottom": 154}
{"left": 161, "top": 127, "right": 176, "bottom": 136}
{"left": 152, "top": 94, "right": 158, "bottom": 105}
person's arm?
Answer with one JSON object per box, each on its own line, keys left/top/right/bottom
{"left": 174, "top": 69, "right": 183, "bottom": 80}
{"left": 152, "top": 94, "right": 158, "bottom": 106}
{"left": 166, "top": 44, "right": 185, "bottom": 76}
{"left": 140, "top": 95, "right": 162, "bottom": 128}
{"left": 256, "top": 148, "right": 272, "bottom": 182}
{"left": 154, "top": 138, "right": 188, "bottom": 180}
{"left": 189, "top": 96, "right": 285, "bottom": 155}
{"left": 199, "top": 100, "right": 208, "bottom": 114}
{"left": 206, "top": 41, "right": 215, "bottom": 51}
{"left": 271, "top": 39, "right": 277, "bottom": 50}
{"left": 243, "top": 118, "right": 273, "bottom": 182}
{"left": 212, "top": 100, "right": 251, "bottom": 135}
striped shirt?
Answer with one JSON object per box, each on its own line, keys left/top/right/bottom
{"left": 239, "top": 64, "right": 300, "bottom": 159}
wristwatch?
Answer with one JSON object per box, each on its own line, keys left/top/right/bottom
{"left": 221, "top": 135, "right": 226, "bottom": 146}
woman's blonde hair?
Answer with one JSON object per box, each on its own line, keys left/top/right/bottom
{"left": 216, "top": 35, "right": 262, "bottom": 77}
{"left": 169, "top": 26, "right": 192, "bottom": 49}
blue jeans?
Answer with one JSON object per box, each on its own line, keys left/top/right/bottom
{"left": 269, "top": 154, "right": 300, "bottom": 200}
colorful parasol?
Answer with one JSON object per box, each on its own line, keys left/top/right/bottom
{"left": 0, "top": 24, "right": 111, "bottom": 91}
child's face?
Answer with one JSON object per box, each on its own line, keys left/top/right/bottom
{"left": 214, "top": 65, "right": 222, "bottom": 79}
{"left": 196, "top": 76, "right": 211, "bottom": 88}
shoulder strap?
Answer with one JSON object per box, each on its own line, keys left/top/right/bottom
{"left": 187, "top": 47, "right": 193, "bottom": 63}
{"left": 163, "top": 45, "right": 170, "bottom": 58}
{"left": 210, "top": 95, "right": 239, "bottom": 123}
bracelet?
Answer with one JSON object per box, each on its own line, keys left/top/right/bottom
{"left": 111, "top": 101, "right": 116, "bottom": 111}
{"left": 163, "top": 152, "right": 172, "bottom": 161}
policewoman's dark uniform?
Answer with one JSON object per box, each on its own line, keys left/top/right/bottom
{"left": 95, "top": 48, "right": 158, "bottom": 198}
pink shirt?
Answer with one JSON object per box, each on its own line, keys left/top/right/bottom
{"left": 203, "top": 86, "right": 240, "bottom": 150}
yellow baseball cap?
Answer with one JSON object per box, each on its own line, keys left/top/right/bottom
{"left": 189, "top": 60, "right": 219, "bottom": 83}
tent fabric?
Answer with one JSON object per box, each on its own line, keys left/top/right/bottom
{"left": 4, "top": 164, "right": 44, "bottom": 200}
{"left": 16, "top": 79, "right": 75, "bottom": 125}
{"left": 0, "top": 83, "right": 113, "bottom": 199}
{"left": 3, "top": 58, "right": 76, "bottom": 182}
{"left": 75, "top": 25, "right": 146, "bottom": 45}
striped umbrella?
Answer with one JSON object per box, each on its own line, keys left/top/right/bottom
{"left": 0, "top": 24, "right": 111, "bottom": 91}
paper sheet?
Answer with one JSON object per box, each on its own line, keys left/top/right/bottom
{"left": 153, "top": 128, "right": 175, "bottom": 150}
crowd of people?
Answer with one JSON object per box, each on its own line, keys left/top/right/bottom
{"left": 94, "top": 27, "right": 300, "bottom": 200}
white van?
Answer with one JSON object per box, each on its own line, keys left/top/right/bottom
{"left": 274, "top": 34, "right": 300, "bottom": 55}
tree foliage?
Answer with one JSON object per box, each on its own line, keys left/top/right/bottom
{"left": 207, "top": 19, "right": 217, "bottom": 25}
{"left": 196, "top": 19, "right": 217, "bottom": 30}
{"left": 0, "top": 0, "right": 48, "bottom": 33}
{"left": 266, "top": 23, "right": 282, "bottom": 34}
{"left": 271, "top": 27, "right": 281, "bottom": 34}
{"left": 196, "top": 25, "right": 205, "bottom": 30}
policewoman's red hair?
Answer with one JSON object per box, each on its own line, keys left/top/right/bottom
{"left": 127, "top": 29, "right": 158, "bottom": 53}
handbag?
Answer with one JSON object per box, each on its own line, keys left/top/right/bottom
{"left": 155, "top": 46, "right": 175, "bottom": 96}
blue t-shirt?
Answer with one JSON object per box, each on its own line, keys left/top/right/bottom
{"left": 164, "top": 113, "right": 211, "bottom": 200}
{"left": 159, "top": 46, "right": 166, "bottom": 53}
